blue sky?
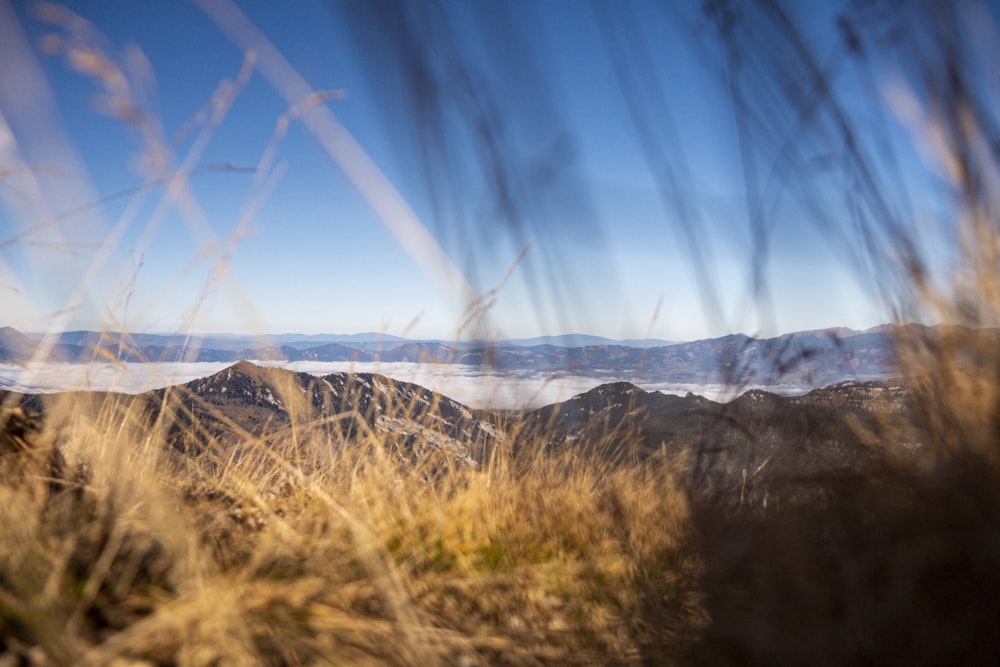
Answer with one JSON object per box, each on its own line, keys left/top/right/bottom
{"left": 0, "top": 0, "right": 955, "bottom": 341}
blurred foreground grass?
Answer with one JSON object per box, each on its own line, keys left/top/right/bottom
{"left": 0, "top": 391, "right": 703, "bottom": 665}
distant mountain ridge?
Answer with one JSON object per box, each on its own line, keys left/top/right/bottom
{"left": 2, "top": 324, "right": 988, "bottom": 389}
{"left": 14, "top": 330, "right": 674, "bottom": 353}
{"left": 15, "top": 330, "right": 410, "bottom": 353}
{"left": 495, "top": 334, "right": 676, "bottom": 348}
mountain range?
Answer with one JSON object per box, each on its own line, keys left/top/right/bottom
{"left": 3, "top": 330, "right": 671, "bottom": 354}
{"left": 2, "top": 359, "right": 927, "bottom": 504}
{"left": 0, "top": 325, "right": 935, "bottom": 388}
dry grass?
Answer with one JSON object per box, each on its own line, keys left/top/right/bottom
{"left": 0, "top": 386, "right": 704, "bottom": 665}
{"left": 0, "top": 6, "right": 703, "bottom": 661}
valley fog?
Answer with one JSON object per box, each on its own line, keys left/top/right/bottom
{"left": 0, "top": 361, "right": 812, "bottom": 409}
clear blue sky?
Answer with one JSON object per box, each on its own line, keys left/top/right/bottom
{"left": 0, "top": 0, "right": 955, "bottom": 341}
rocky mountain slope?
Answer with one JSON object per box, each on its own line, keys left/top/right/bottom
{"left": 2, "top": 360, "right": 926, "bottom": 504}
{"left": 516, "top": 378, "right": 924, "bottom": 504}
{"left": 3, "top": 362, "right": 503, "bottom": 474}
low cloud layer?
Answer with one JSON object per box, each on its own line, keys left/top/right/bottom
{"left": 0, "top": 361, "right": 812, "bottom": 409}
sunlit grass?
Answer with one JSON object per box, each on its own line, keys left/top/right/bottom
{"left": 0, "top": 383, "right": 703, "bottom": 665}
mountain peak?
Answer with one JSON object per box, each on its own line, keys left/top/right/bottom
{"left": 214, "top": 359, "right": 286, "bottom": 386}
{"left": 584, "top": 381, "right": 645, "bottom": 398}
{"left": 228, "top": 359, "right": 263, "bottom": 374}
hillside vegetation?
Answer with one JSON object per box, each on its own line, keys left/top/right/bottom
{"left": 0, "top": 381, "right": 704, "bottom": 665}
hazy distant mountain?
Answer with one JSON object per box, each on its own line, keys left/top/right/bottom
{"left": 0, "top": 327, "right": 50, "bottom": 361}
{"left": 375, "top": 342, "right": 456, "bottom": 363}
{"left": 297, "top": 343, "right": 375, "bottom": 361}
{"left": 24, "top": 331, "right": 410, "bottom": 353}
{"left": 496, "top": 334, "right": 676, "bottom": 348}
{"left": 17, "top": 330, "right": 675, "bottom": 354}
{"left": 270, "top": 332, "right": 411, "bottom": 350}
{"left": 0, "top": 327, "right": 80, "bottom": 362}
{"left": 140, "top": 345, "right": 238, "bottom": 363}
